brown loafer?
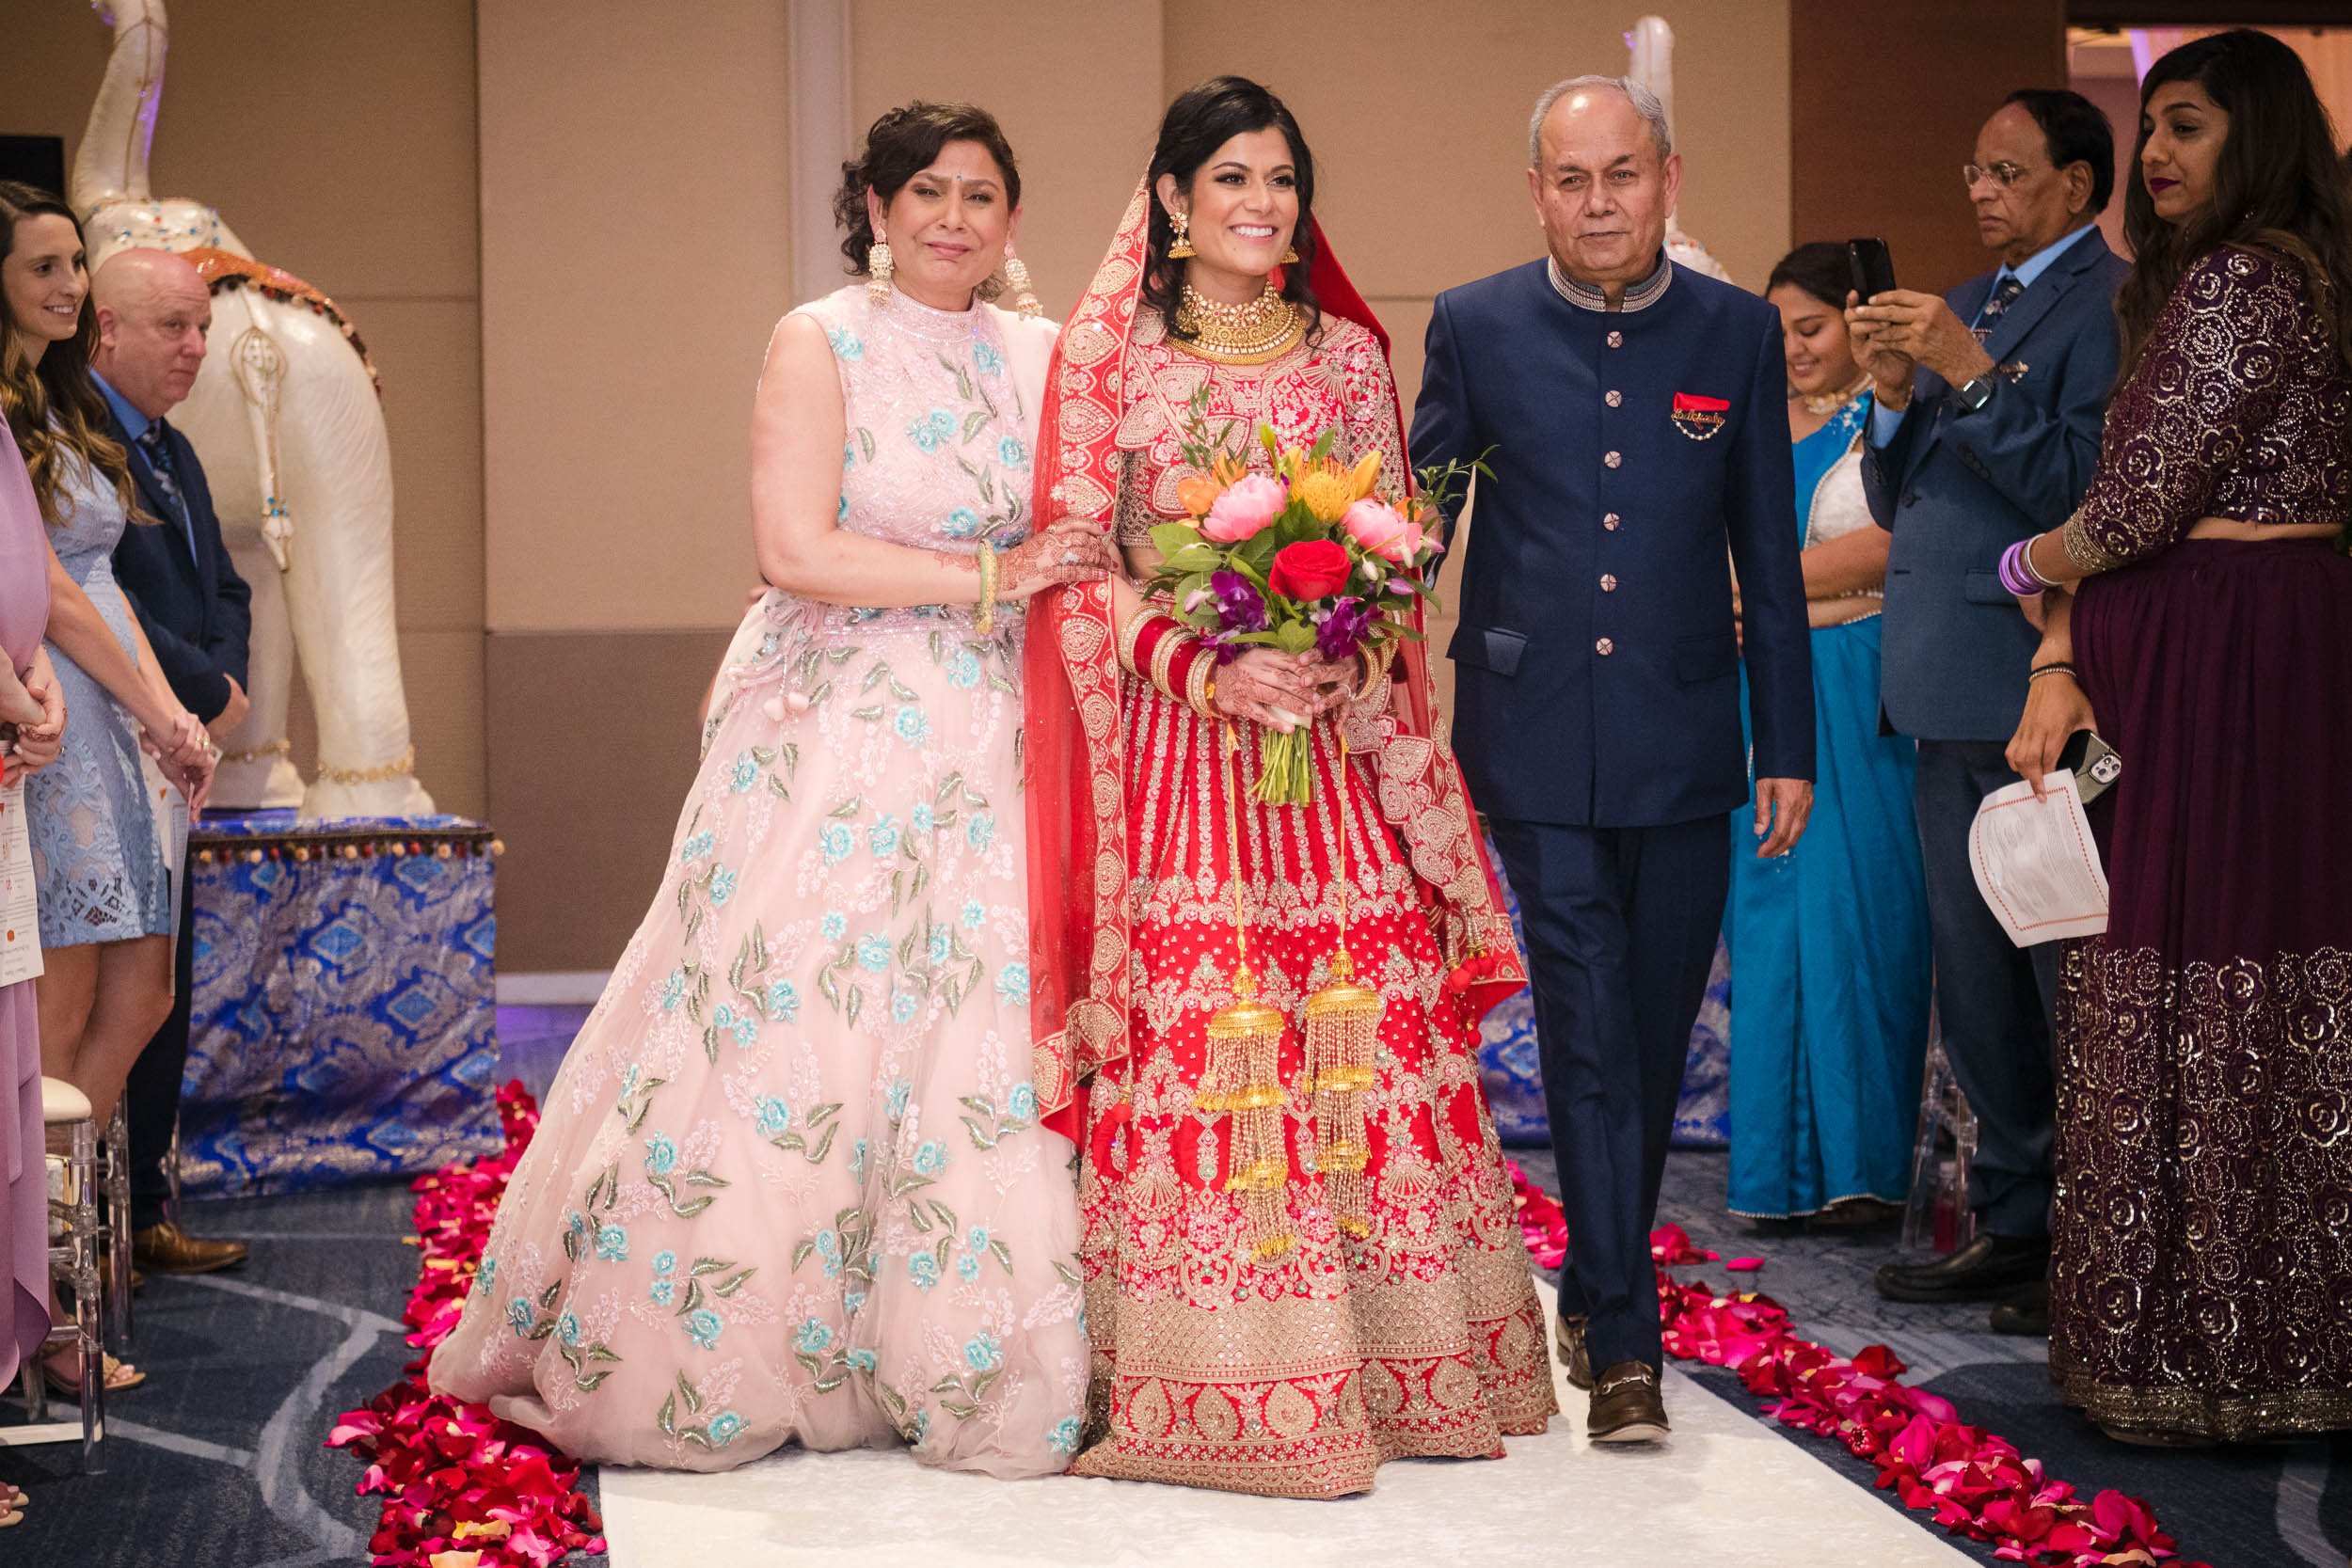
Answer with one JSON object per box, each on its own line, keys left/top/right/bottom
{"left": 132, "top": 1222, "right": 248, "bottom": 1275}
{"left": 1554, "top": 1314, "right": 1595, "bottom": 1392}
{"left": 1587, "top": 1361, "right": 1670, "bottom": 1445}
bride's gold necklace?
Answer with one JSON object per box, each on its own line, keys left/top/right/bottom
{"left": 1803, "top": 377, "right": 1870, "bottom": 417}
{"left": 1171, "top": 281, "right": 1304, "bottom": 365}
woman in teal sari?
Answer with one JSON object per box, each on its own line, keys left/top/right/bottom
{"left": 1726, "top": 245, "right": 1931, "bottom": 1224}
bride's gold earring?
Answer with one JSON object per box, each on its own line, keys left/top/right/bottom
{"left": 1168, "top": 210, "right": 1196, "bottom": 260}
{"left": 1003, "top": 245, "right": 1041, "bottom": 321}
{"left": 1279, "top": 240, "right": 1301, "bottom": 265}
{"left": 867, "top": 239, "right": 894, "bottom": 303}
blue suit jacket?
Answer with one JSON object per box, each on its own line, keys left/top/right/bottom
{"left": 103, "top": 407, "right": 252, "bottom": 724}
{"left": 1410, "top": 259, "right": 1813, "bottom": 827}
{"left": 1863, "top": 228, "right": 2127, "bottom": 742}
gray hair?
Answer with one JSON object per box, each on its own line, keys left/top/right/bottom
{"left": 1528, "top": 74, "right": 1671, "bottom": 166}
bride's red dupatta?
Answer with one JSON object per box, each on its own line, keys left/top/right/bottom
{"left": 1023, "top": 183, "right": 1523, "bottom": 1145}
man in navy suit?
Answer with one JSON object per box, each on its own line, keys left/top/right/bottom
{"left": 1846, "top": 91, "right": 2124, "bottom": 1333}
{"left": 91, "top": 247, "right": 250, "bottom": 1275}
{"left": 1412, "top": 76, "right": 1813, "bottom": 1443}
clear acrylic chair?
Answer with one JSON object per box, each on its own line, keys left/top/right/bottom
{"left": 2, "top": 1078, "right": 108, "bottom": 1473}
{"left": 1900, "top": 1026, "right": 1980, "bottom": 1257}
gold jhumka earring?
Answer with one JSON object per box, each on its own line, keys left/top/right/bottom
{"left": 1279, "top": 242, "right": 1301, "bottom": 265}
{"left": 866, "top": 239, "right": 894, "bottom": 303}
{"left": 1003, "top": 245, "right": 1041, "bottom": 321}
{"left": 1198, "top": 722, "right": 1294, "bottom": 1262}
{"left": 1168, "top": 210, "right": 1197, "bottom": 260}
{"left": 1301, "top": 732, "right": 1381, "bottom": 1238}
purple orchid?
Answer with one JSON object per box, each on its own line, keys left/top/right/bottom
{"left": 1316, "top": 594, "right": 1377, "bottom": 660}
{"left": 1210, "top": 569, "right": 1267, "bottom": 633}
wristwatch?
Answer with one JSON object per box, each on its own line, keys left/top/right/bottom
{"left": 1954, "top": 373, "right": 1997, "bottom": 414}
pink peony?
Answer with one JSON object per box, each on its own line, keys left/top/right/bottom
{"left": 1341, "top": 498, "right": 1423, "bottom": 562}
{"left": 1201, "top": 474, "right": 1287, "bottom": 542}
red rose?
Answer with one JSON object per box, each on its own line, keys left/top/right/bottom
{"left": 1266, "top": 539, "right": 1352, "bottom": 601}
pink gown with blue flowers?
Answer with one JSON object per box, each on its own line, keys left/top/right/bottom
{"left": 427, "top": 287, "right": 1087, "bottom": 1476}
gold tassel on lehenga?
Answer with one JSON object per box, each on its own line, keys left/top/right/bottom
{"left": 1197, "top": 722, "right": 1295, "bottom": 1263}
{"left": 1303, "top": 733, "right": 1382, "bottom": 1238}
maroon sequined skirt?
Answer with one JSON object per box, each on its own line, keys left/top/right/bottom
{"left": 2057, "top": 539, "right": 2352, "bottom": 1440}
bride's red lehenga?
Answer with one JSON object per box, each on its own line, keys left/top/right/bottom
{"left": 1023, "top": 185, "right": 1556, "bottom": 1498}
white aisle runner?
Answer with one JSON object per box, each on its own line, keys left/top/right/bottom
{"left": 598, "top": 1285, "right": 1973, "bottom": 1568}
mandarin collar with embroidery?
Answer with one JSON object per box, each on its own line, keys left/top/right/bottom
{"left": 1547, "top": 250, "right": 1673, "bottom": 314}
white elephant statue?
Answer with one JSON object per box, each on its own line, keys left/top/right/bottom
{"left": 1626, "top": 14, "right": 1737, "bottom": 287}
{"left": 71, "top": 0, "right": 433, "bottom": 818}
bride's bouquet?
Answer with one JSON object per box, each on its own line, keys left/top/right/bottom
{"left": 1145, "top": 392, "right": 1476, "bottom": 804}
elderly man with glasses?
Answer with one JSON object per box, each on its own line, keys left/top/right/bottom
{"left": 1845, "top": 90, "right": 2126, "bottom": 1335}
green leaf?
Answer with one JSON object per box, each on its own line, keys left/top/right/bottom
{"left": 1272, "top": 620, "right": 1316, "bottom": 653}
{"left": 1149, "top": 522, "right": 1205, "bottom": 558}
{"left": 1162, "top": 544, "right": 1220, "bottom": 575}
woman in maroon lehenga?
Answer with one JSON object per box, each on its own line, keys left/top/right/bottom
{"left": 1022, "top": 77, "right": 1553, "bottom": 1497}
{"left": 2002, "top": 30, "right": 2352, "bottom": 1444}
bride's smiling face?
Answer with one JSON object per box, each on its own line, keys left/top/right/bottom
{"left": 1159, "top": 128, "right": 1298, "bottom": 299}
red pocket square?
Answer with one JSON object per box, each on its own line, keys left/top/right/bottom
{"left": 1673, "top": 392, "right": 1731, "bottom": 412}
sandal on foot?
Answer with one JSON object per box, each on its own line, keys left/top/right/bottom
{"left": 41, "top": 1349, "right": 144, "bottom": 1397}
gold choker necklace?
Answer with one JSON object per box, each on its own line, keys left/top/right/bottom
{"left": 1170, "top": 282, "right": 1304, "bottom": 364}
{"left": 1803, "top": 379, "right": 1869, "bottom": 416}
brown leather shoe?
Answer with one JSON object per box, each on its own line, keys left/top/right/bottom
{"left": 1586, "top": 1361, "right": 1670, "bottom": 1445}
{"left": 1554, "top": 1314, "right": 1595, "bottom": 1391}
{"left": 132, "top": 1222, "right": 247, "bottom": 1275}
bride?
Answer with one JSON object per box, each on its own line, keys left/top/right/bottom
{"left": 1024, "top": 76, "right": 1557, "bottom": 1498}
{"left": 428, "top": 102, "right": 1111, "bottom": 1477}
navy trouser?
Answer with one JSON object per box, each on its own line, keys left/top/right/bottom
{"left": 1911, "top": 739, "right": 2059, "bottom": 1240}
{"left": 1487, "top": 816, "right": 1728, "bottom": 1373}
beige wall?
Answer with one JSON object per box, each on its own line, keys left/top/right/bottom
{"left": 0, "top": 0, "right": 487, "bottom": 817}
{"left": 13, "top": 1, "right": 1795, "bottom": 971}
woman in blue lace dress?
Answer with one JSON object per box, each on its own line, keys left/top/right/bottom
{"left": 2, "top": 183, "right": 214, "bottom": 1392}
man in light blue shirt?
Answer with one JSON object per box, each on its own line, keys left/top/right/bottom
{"left": 1841, "top": 90, "right": 2129, "bottom": 1334}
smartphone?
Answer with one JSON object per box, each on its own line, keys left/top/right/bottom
{"left": 1848, "top": 238, "right": 1899, "bottom": 304}
{"left": 2056, "top": 729, "right": 2122, "bottom": 805}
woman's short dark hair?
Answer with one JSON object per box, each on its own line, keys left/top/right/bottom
{"left": 834, "top": 102, "right": 1020, "bottom": 275}
{"left": 2002, "top": 88, "right": 2116, "bottom": 214}
{"left": 1765, "top": 242, "right": 1852, "bottom": 311}
{"left": 1140, "top": 76, "right": 1321, "bottom": 342}
{"left": 2116, "top": 28, "right": 2352, "bottom": 375}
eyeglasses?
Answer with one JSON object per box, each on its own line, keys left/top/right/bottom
{"left": 1963, "top": 162, "right": 2042, "bottom": 190}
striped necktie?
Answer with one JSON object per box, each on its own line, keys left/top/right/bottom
{"left": 135, "top": 423, "right": 196, "bottom": 557}
{"left": 1971, "top": 274, "right": 2026, "bottom": 344}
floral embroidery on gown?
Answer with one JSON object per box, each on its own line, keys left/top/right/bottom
{"left": 427, "top": 287, "right": 1086, "bottom": 1477}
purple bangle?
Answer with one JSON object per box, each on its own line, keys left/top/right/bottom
{"left": 1998, "top": 539, "right": 2045, "bottom": 597}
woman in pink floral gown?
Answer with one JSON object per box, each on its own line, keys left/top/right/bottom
{"left": 427, "top": 105, "right": 1113, "bottom": 1476}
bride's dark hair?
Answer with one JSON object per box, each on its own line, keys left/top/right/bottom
{"left": 1140, "top": 76, "right": 1322, "bottom": 342}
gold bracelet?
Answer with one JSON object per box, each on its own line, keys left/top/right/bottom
{"left": 1147, "top": 625, "right": 1184, "bottom": 700}
{"left": 1352, "top": 640, "right": 1396, "bottom": 701}
{"left": 1186, "top": 654, "right": 1218, "bottom": 717}
{"left": 976, "top": 541, "right": 998, "bottom": 635}
{"left": 1116, "top": 602, "right": 1154, "bottom": 676}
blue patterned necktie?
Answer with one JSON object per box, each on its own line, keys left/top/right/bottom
{"left": 1971, "top": 274, "right": 2026, "bottom": 344}
{"left": 135, "top": 422, "right": 196, "bottom": 556}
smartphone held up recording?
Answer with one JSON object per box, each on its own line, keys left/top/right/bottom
{"left": 1848, "top": 238, "right": 1898, "bottom": 304}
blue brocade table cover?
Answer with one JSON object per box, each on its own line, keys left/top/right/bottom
{"left": 183, "top": 813, "right": 501, "bottom": 1196}
{"left": 1475, "top": 831, "right": 1731, "bottom": 1149}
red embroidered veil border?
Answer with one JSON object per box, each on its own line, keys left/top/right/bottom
{"left": 1022, "top": 180, "right": 1525, "bottom": 1140}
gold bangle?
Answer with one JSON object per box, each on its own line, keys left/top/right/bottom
{"left": 976, "top": 541, "right": 998, "bottom": 635}
{"left": 1116, "top": 602, "right": 1154, "bottom": 676}
{"left": 1147, "top": 626, "right": 1184, "bottom": 700}
{"left": 1186, "top": 655, "right": 1217, "bottom": 717}
{"left": 1352, "top": 641, "right": 1396, "bottom": 702}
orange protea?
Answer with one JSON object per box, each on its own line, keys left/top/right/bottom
{"left": 1287, "top": 449, "right": 1383, "bottom": 522}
